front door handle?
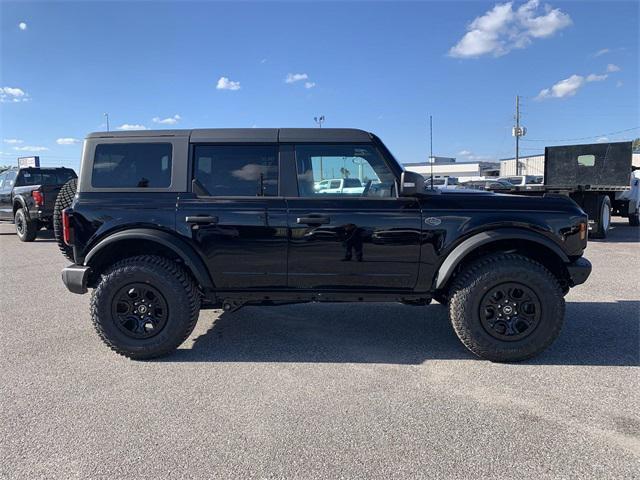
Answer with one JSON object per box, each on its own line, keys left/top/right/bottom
{"left": 296, "top": 215, "right": 330, "bottom": 225}
{"left": 185, "top": 215, "right": 218, "bottom": 225}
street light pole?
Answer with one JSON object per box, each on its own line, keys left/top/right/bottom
{"left": 104, "top": 112, "right": 110, "bottom": 132}
{"left": 314, "top": 115, "right": 325, "bottom": 179}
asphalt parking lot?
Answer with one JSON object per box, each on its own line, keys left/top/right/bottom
{"left": 1, "top": 221, "right": 638, "bottom": 479}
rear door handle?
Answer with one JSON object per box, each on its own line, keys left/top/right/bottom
{"left": 296, "top": 215, "right": 330, "bottom": 225}
{"left": 185, "top": 215, "right": 218, "bottom": 225}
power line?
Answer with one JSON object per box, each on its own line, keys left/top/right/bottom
{"left": 521, "top": 126, "right": 639, "bottom": 143}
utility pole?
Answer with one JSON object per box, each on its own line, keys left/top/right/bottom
{"left": 512, "top": 96, "right": 526, "bottom": 176}
{"left": 515, "top": 96, "right": 520, "bottom": 175}
{"left": 104, "top": 112, "right": 110, "bottom": 132}
{"left": 429, "top": 115, "right": 434, "bottom": 190}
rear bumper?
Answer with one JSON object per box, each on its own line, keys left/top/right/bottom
{"left": 61, "top": 264, "right": 91, "bottom": 294}
{"left": 566, "top": 257, "right": 592, "bottom": 286}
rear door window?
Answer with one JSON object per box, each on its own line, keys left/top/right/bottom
{"left": 92, "top": 143, "right": 172, "bottom": 188}
{"left": 193, "top": 145, "right": 278, "bottom": 196}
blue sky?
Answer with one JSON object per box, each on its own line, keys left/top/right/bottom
{"left": 1, "top": 0, "right": 638, "bottom": 171}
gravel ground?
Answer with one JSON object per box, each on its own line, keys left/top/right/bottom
{"left": 1, "top": 221, "right": 638, "bottom": 479}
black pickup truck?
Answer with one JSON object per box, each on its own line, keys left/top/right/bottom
{"left": 0, "top": 166, "right": 77, "bottom": 241}
{"left": 59, "top": 128, "right": 591, "bottom": 362}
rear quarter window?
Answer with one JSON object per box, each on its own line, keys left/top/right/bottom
{"left": 92, "top": 143, "right": 172, "bottom": 188}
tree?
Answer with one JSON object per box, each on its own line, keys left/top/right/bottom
{"left": 632, "top": 137, "right": 640, "bottom": 153}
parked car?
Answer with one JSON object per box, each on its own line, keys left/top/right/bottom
{"left": 0, "top": 166, "right": 77, "bottom": 241}
{"left": 315, "top": 178, "right": 364, "bottom": 195}
{"left": 59, "top": 128, "right": 591, "bottom": 362}
{"left": 424, "top": 176, "right": 459, "bottom": 190}
{"left": 498, "top": 175, "right": 543, "bottom": 186}
{"left": 460, "top": 179, "right": 514, "bottom": 191}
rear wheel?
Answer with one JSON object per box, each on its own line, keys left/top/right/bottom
{"left": 53, "top": 178, "right": 77, "bottom": 260}
{"left": 448, "top": 253, "right": 565, "bottom": 362}
{"left": 91, "top": 255, "right": 201, "bottom": 359}
{"left": 629, "top": 211, "right": 639, "bottom": 227}
{"left": 14, "top": 208, "right": 38, "bottom": 242}
{"left": 591, "top": 195, "right": 611, "bottom": 239}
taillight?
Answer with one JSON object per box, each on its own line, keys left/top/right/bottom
{"left": 579, "top": 222, "right": 587, "bottom": 242}
{"left": 32, "top": 190, "right": 44, "bottom": 207}
{"left": 62, "top": 208, "right": 74, "bottom": 246}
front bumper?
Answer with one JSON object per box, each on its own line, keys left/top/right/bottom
{"left": 61, "top": 264, "right": 91, "bottom": 294}
{"left": 566, "top": 257, "right": 592, "bottom": 286}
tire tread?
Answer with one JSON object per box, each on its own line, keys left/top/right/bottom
{"left": 448, "top": 253, "right": 565, "bottom": 362}
{"left": 90, "top": 255, "right": 201, "bottom": 359}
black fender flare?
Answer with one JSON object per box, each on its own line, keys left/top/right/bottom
{"left": 434, "top": 228, "right": 570, "bottom": 290}
{"left": 84, "top": 228, "right": 214, "bottom": 289}
{"left": 12, "top": 196, "right": 28, "bottom": 217}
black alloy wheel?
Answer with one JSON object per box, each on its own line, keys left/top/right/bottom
{"left": 479, "top": 282, "right": 541, "bottom": 342}
{"left": 112, "top": 283, "right": 169, "bottom": 339}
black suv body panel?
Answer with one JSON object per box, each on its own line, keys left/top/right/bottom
{"left": 62, "top": 129, "right": 591, "bottom": 301}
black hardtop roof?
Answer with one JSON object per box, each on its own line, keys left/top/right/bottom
{"left": 86, "top": 128, "right": 373, "bottom": 143}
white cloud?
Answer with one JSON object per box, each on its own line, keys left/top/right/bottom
{"left": 596, "top": 137, "right": 609, "bottom": 143}
{"left": 117, "top": 124, "right": 147, "bottom": 131}
{"left": 304, "top": 82, "right": 316, "bottom": 89}
{"left": 216, "top": 76, "right": 241, "bottom": 90}
{"left": 536, "top": 74, "right": 584, "bottom": 99}
{"left": 18, "top": 22, "right": 27, "bottom": 31}
{"left": 260, "top": 58, "right": 267, "bottom": 64}
{"left": 537, "top": 70, "right": 609, "bottom": 100}
{"left": 56, "top": 137, "right": 80, "bottom": 145}
{"left": 594, "top": 48, "right": 610, "bottom": 57}
{"left": 606, "top": 63, "right": 620, "bottom": 72}
{"left": 616, "top": 80, "right": 624, "bottom": 88}
{"left": 3, "top": 139, "right": 23, "bottom": 145}
{"left": 458, "top": 150, "right": 473, "bottom": 156}
{"left": 586, "top": 73, "right": 607, "bottom": 82}
{"left": 0, "top": 86, "right": 29, "bottom": 103}
{"left": 285, "top": 73, "right": 309, "bottom": 84}
{"left": 152, "top": 114, "right": 181, "bottom": 125}
{"left": 449, "top": 0, "right": 571, "bottom": 58}
{"left": 13, "top": 145, "right": 49, "bottom": 152}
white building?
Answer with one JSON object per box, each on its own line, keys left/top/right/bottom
{"left": 404, "top": 160, "right": 499, "bottom": 181}
{"left": 499, "top": 154, "right": 545, "bottom": 176}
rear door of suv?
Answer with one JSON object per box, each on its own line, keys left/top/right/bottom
{"left": 176, "top": 142, "right": 288, "bottom": 289}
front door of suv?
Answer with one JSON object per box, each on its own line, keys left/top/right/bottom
{"left": 176, "top": 144, "right": 288, "bottom": 289}
{"left": 286, "top": 143, "right": 422, "bottom": 290}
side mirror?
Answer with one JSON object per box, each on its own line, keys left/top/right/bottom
{"left": 400, "top": 170, "right": 423, "bottom": 196}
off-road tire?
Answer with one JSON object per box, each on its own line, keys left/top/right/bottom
{"left": 15, "top": 208, "right": 38, "bottom": 242}
{"left": 590, "top": 195, "right": 611, "bottom": 239}
{"left": 448, "top": 253, "right": 565, "bottom": 362}
{"left": 53, "top": 178, "right": 77, "bottom": 260}
{"left": 91, "top": 255, "right": 201, "bottom": 360}
{"left": 629, "top": 211, "right": 639, "bottom": 227}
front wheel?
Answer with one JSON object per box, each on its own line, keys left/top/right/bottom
{"left": 448, "top": 253, "right": 565, "bottom": 362}
{"left": 91, "top": 255, "right": 201, "bottom": 359}
{"left": 15, "top": 208, "right": 38, "bottom": 242}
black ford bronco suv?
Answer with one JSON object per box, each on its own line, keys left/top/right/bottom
{"left": 60, "top": 128, "right": 591, "bottom": 362}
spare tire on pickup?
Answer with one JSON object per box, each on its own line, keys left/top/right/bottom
{"left": 53, "top": 178, "right": 77, "bottom": 261}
